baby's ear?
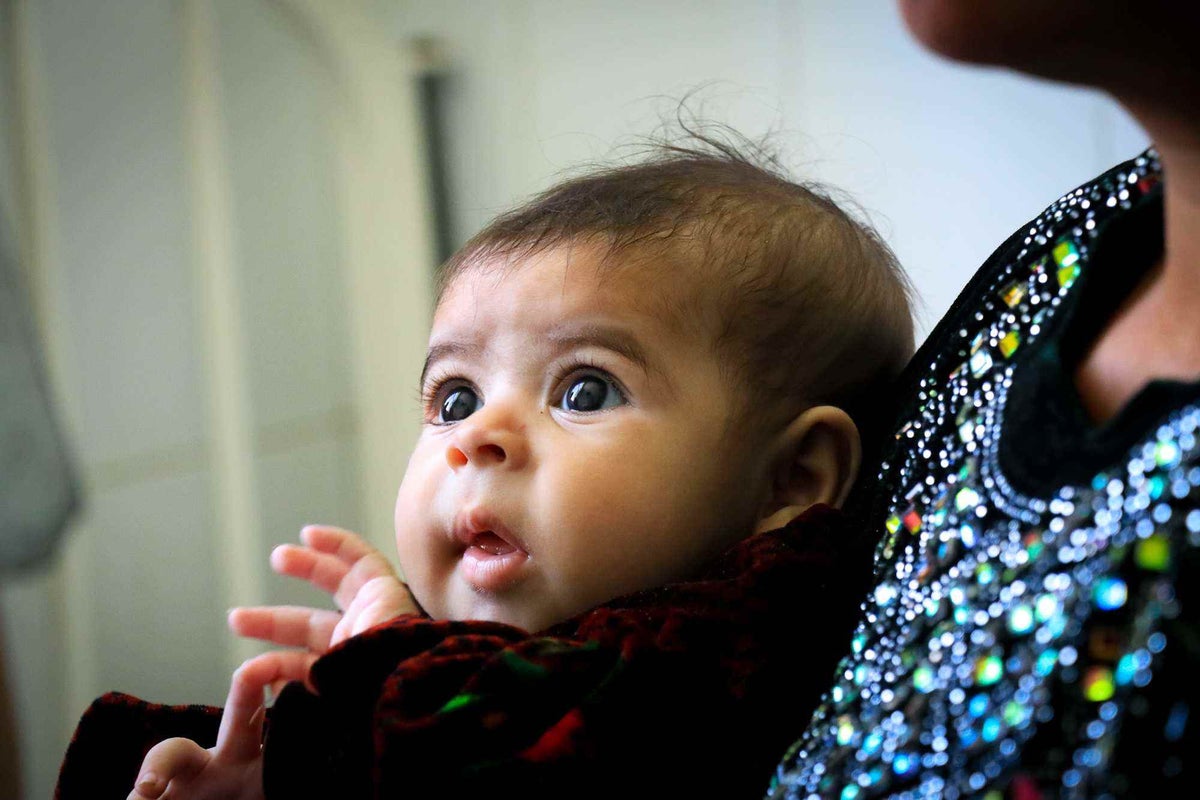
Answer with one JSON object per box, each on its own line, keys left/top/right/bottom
{"left": 754, "top": 406, "right": 861, "bottom": 534}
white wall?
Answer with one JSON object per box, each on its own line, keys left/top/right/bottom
{"left": 383, "top": 0, "right": 1150, "bottom": 336}
{"left": 1, "top": 2, "right": 432, "bottom": 797}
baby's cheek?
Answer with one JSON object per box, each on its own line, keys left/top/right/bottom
{"left": 406, "top": 575, "right": 443, "bottom": 620}
{"left": 557, "top": 460, "right": 687, "bottom": 565}
{"left": 392, "top": 513, "right": 422, "bottom": 578}
{"left": 562, "top": 457, "right": 666, "bottom": 533}
{"left": 394, "top": 533, "right": 454, "bottom": 622}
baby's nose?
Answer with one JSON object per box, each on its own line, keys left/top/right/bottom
{"left": 446, "top": 441, "right": 506, "bottom": 468}
{"left": 445, "top": 408, "right": 528, "bottom": 470}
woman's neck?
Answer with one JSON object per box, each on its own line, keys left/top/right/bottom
{"left": 1073, "top": 95, "right": 1200, "bottom": 422}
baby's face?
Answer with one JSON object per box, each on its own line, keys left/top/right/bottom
{"left": 393, "top": 245, "right": 773, "bottom": 632}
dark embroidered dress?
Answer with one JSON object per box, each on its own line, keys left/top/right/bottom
{"left": 771, "top": 151, "right": 1200, "bottom": 799}
{"left": 56, "top": 506, "right": 871, "bottom": 799}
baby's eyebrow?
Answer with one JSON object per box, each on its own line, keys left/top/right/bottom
{"left": 420, "top": 341, "right": 477, "bottom": 387}
{"left": 419, "top": 325, "right": 655, "bottom": 388}
{"left": 545, "top": 324, "right": 652, "bottom": 376}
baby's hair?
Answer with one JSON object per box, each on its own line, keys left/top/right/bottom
{"left": 437, "top": 123, "right": 915, "bottom": 448}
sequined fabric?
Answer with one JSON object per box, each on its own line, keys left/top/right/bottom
{"left": 770, "top": 151, "right": 1200, "bottom": 799}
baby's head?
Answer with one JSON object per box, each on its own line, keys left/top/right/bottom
{"left": 395, "top": 137, "right": 914, "bottom": 632}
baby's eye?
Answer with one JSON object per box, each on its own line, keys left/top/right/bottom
{"left": 558, "top": 373, "right": 625, "bottom": 413}
{"left": 439, "top": 386, "right": 480, "bottom": 423}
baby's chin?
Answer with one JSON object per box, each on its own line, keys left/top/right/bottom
{"left": 417, "top": 574, "right": 576, "bottom": 632}
{"left": 438, "top": 590, "right": 573, "bottom": 634}
{"left": 458, "top": 603, "right": 557, "bottom": 634}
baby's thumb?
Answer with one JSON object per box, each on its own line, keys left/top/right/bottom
{"left": 132, "top": 737, "right": 209, "bottom": 798}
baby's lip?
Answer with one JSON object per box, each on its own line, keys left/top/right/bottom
{"left": 454, "top": 508, "right": 530, "bottom": 593}
{"left": 453, "top": 508, "right": 528, "bottom": 555}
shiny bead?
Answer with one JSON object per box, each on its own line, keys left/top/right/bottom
{"left": 1093, "top": 578, "right": 1128, "bottom": 611}
{"left": 975, "top": 655, "right": 1003, "bottom": 686}
{"left": 1008, "top": 604, "right": 1035, "bottom": 634}
{"left": 1135, "top": 534, "right": 1171, "bottom": 571}
{"left": 1083, "top": 667, "right": 1116, "bottom": 702}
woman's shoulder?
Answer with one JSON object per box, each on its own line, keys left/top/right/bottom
{"left": 851, "top": 149, "right": 1164, "bottom": 525}
{"left": 909, "top": 150, "right": 1159, "bottom": 411}
{"left": 772, "top": 148, "right": 1200, "bottom": 799}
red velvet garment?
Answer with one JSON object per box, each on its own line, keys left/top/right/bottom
{"left": 57, "top": 505, "right": 871, "bottom": 799}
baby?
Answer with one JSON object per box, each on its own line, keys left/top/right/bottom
{"left": 56, "top": 137, "right": 913, "bottom": 799}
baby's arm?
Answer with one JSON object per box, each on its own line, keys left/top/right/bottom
{"left": 130, "top": 654, "right": 307, "bottom": 800}
{"left": 229, "top": 525, "right": 419, "bottom": 664}
{"left": 132, "top": 527, "right": 410, "bottom": 799}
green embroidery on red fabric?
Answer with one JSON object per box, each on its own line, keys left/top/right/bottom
{"left": 438, "top": 692, "right": 480, "bottom": 714}
{"left": 501, "top": 650, "right": 549, "bottom": 678}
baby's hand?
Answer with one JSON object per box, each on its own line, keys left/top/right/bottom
{"left": 129, "top": 654, "right": 303, "bottom": 800}
{"left": 229, "top": 525, "right": 418, "bottom": 659}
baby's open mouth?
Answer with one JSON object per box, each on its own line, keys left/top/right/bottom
{"left": 455, "top": 510, "right": 529, "bottom": 592}
{"left": 469, "top": 530, "right": 518, "bottom": 556}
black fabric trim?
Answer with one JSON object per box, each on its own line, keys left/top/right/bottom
{"left": 845, "top": 219, "right": 1034, "bottom": 529}
{"left": 999, "top": 184, "right": 1200, "bottom": 495}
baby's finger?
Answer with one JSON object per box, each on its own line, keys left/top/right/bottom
{"left": 131, "top": 737, "right": 208, "bottom": 798}
{"left": 339, "top": 576, "right": 416, "bottom": 640}
{"left": 217, "top": 652, "right": 316, "bottom": 761}
{"left": 228, "top": 606, "right": 340, "bottom": 652}
{"left": 269, "top": 545, "right": 351, "bottom": 596}
{"left": 300, "top": 524, "right": 377, "bottom": 563}
{"left": 273, "top": 540, "right": 400, "bottom": 614}
{"left": 215, "top": 660, "right": 270, "bottom": 763}
{"left": 332, "top": 552, "right": 403, "bottom": 612}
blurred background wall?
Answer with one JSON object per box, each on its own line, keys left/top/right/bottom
{"left": 0, "top": 0, "right": 1148, "bottom": 796}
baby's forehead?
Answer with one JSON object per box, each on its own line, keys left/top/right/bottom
{"left": 437, "top": 243, "right": 713, "bottom": 331}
